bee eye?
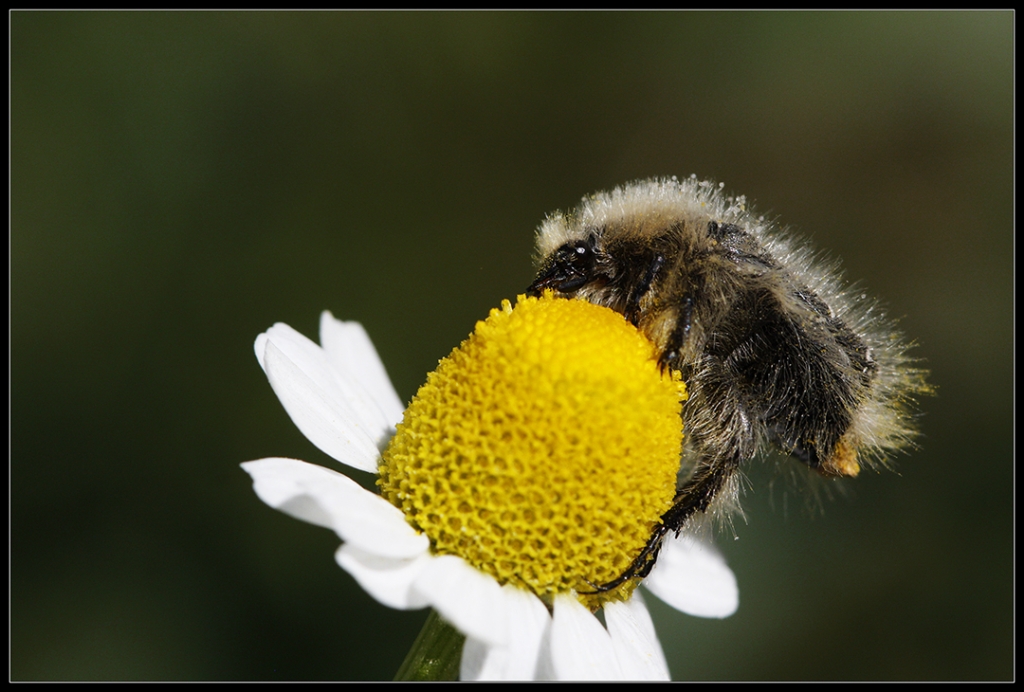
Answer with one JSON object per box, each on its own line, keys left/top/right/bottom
{"left": 528, "top": 238, "right": 602, "bottom": 295}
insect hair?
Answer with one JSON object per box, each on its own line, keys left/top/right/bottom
{"left": 529, "top": 176, "right": 932, "bottom": 590}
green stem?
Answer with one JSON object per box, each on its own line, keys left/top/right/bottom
{"left": 393, "top": 609, "right": 466, "bottom": 681}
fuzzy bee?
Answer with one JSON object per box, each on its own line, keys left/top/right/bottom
{"left": 527, "top": 176, "right": 931, "bottom": 591}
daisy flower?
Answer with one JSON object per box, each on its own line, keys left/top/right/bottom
{"left": 242, "top": 294, "right": 738, "bottom": 680}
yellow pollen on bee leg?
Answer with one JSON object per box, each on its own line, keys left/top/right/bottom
{"left": 822, "top": 438, "right": 862, "bottom": 477}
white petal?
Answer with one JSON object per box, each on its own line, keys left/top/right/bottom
{"left": 319, "top": 312, "right": 405, "bottom": 429}
{"left": 460, "top": 584, "right": 550, "bottom": 680}
{"left": 643, "top": 533, "right": 739, "bottom": 619}
{"left": 281, "top": 320, "right": 397, "bottom": 450}
{"left": 262, "top": 338, "right": 382, "bottom": 472}
{"left": 412, "top": 555, "right": 506, "bottom": 646}
{"left": 459, "top": 638, "right": 492, "bottom": 682}
{"left": 335, "top": 544, "right": 432, "bottom": 610}
{"left": 241, "top": 458, "right": 428, "bottom": 558}
{"left": 260, "top": 322, "right": 396, "bottom": 453}
{"left": 548, "top": 593, "right": 623, "bottom": 680}
{"left": 604, "top": 590, "right": 670, "bottom": 680}
{"left": 254, "top": 332, "right": 270, "bottom": 370}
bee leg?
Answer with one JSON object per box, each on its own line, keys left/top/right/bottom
{"left": 624, "top": 254, "right": 665, "bottom": 325}
{"left": 580, "top": 524, "right": 671, "bottom": 594}
{"left": 658, "top": 295, "right": 693, "bottom": 373}
{"left": 581, "top": 452, "right": 741, "bottom": 594}
{"left": 661, "top": 453, "right": 741, "bottom": 531}
{"left": 786, "top": 442, "right": 819, "bottom": 467}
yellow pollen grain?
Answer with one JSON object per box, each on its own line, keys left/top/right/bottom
{"left": 378, "top": 293, "right": 685, "bottom": 608}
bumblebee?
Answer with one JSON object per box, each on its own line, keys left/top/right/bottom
{"left": 528, "top": 177, "right": 931, "bottom": 591}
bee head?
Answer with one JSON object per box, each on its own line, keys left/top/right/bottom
{"left": 528, "top": 232, "right": 612, "bottom": 296}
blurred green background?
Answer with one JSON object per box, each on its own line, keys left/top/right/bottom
{"left": 12, "top": 11, "right": 1012, "bottom": 681}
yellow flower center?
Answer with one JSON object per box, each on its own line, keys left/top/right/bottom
{"left": 378, "top": 293, "right": 685, "bottom": 608}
